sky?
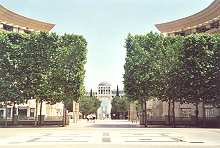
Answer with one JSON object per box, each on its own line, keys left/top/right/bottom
{"left": 0, "top": 0, "right": 214, "bottom": 91}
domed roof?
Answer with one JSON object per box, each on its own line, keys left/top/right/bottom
{"left": 98, "top": 82, "right": 111, "bottom": 86}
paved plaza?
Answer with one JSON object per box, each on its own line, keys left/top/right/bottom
{"left": 0, "top": 120, "right": 219, "bottom": 148}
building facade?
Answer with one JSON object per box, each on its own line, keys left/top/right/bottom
{"left": 0, "top": 100, "right": 64, "bottom": 121}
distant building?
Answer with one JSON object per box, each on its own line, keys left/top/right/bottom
{"left": 111, "top": 90, "right": 124, "bottom": 97}
{"left": 85, "top": 85, "right": 124, "bottom": 98}
{"left": 85, "top": 82, "right": 124, "bottom": 119}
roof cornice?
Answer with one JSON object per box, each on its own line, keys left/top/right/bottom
{"left": 0, "top": 4, "right": 55, "bottom": 31}
{"left": 155, "top": 0, "right": 220, "bottom": 33}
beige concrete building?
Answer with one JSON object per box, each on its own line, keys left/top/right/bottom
{"left": 0, "top": 100, "right": 64, "bottom": 121}
{"left": 0, "top": 4, "right": 54, "bottom": 33}
{"left": 146, "top": 100, "right": 220, "bottom": 119}
{"left": 156, "top": 0, "right": 220, "bottom": 36}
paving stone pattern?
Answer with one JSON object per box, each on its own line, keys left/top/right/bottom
{"left": 0, "top": 131, "right": 205, "bottom": 145}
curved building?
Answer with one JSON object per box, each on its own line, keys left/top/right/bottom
{"left": 156, "top": 0, "right": 220, "bottom": 36}
{"left": 0, "top": 4, "right": 55, "bottom": 33}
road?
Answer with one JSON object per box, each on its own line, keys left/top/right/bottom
{"left": 0, "top": 120, "right": 219, "bottom": 148}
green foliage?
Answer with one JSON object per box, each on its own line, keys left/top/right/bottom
{"left": 0, "top": 32, "right": 87, "bottom": 109}
{"left": 124, "top": 32, "right": 158, "bottom": 102}
{"left": 116, "top": 85, "right": 119, "bottom": 97}
{"left": 111, "top": 96, "right": 129, "bottom": 113}
{"left": 124, "top": 32, "right": 220, "bottom": 108}
{"left": 181, "top": 34, "right": 220, "bottom": 106}
{"left": 79, "top": 96, "right": 101, "bottom": 115}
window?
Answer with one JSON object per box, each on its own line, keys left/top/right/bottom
{"left": 0, "top": 110, "right": 4, "bottom": 119}
{"left": 3, "top": 24, "right": 13, "bottom": 32}
{"left": 206, "top": 108, "right": 215, "bottom": 117}
{"left": 18, "top": 108, "right": 27, "bottom": 120}
{"left": 210, "top": 21, "right": 219, "bottom": 29}
{"left": 196, "top": 26, "right": 209, "bottom": 33}
{"left": 7, "top": 108, "right": 12, "bottom": 118}
{"left": 30, "top": 108, "right": 35, "bottom": 117}
{"left": 180, "top": 108, "right": 192, "bottom": 117}
{"left": 24, "top": 29, "right": 31, "bottom": 34}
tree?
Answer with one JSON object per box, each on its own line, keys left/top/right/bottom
{"left": 19, "top": 32, "right": 60, "bottom": 126}
{"left": 49, "top": 34, "right": 87, "bottom": 125}
{"left": 90, "top": 89, "right": 93, "bottom": 97}
{"left": 116, "top": 85, "right": 119, "bottom": 97}
{"left": 124, "top": 32, "right": 165, "bottom": 126}
{"left": 181, "top": 34, "right": 220, "bottom": 126}
{"left": 124, "top": 32, "right": 220, "bottom": 128}
{"left": 111, "top": 96, "right": 129, "bottom": 119}
{"left": 155, "top": 36, "right": 184, "bottom": 127}
{"left": 79, "top": 96, "right": 101, "bottom": 117}
{"left": 0, "top": 32, "right": 87, "bottom": 127}
{"left": 0, "top": 32, "right": 26, "bottom": 126}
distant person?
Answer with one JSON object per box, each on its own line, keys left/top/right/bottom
{"left": 92, "top": 113, "right": 96, "bottom": 123}
{"left": 86, "top": 114, "right": 90, "bottom": 122}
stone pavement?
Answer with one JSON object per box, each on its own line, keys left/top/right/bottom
{"left": 68, "top": 119, "right": 141, "bottom": 128}
{"left": 0, "top": 120, "right": 219, "bottom": 148}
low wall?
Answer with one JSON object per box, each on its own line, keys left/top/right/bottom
{"left": 0, "top": 115, "right": 69, "bottom": 127}
{"left": 146, "top": 116, "right": 220, "bottom": 127}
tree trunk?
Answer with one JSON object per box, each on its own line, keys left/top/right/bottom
{"left": 34, "top": 98, "right": 38, "bottom": 126}
{"left": 39, "top": 98, "right": 43, "bottom": 126}
{"left": 172, "top": 99, "right": 176, "bottom": 128}
{"left": 4, "top": 101, "right": 7, "bottom": 127}
{"left": 168, "top": 98, "right": 171, "bottom": 125}
{"left": 12, "top": 101, "right": 16, "bottom": 126}
{"left": 139, "top": 99, "right": 145, "bottom": 125}
{"left": 62, "top": 104, "right": 66, "bottom": 127}
{"left": 144, "top": 100, "right": 147, "bottom": 127}
{"left": 195, "top": 102, "right": 199, "bottom": 127}
{"left": 202, "top": 99, "right": 206, "bottom": 127}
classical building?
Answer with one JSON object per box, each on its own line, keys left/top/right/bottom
{"left": 0, "top": 5, "right": 63, "bottom": 124}
{"left": 96, "top": 82, "right": 113, "bottom": 119}
{"left": 0, "top": 4, "right": 54, "bottom": 33}
{"left": 85, "top": 82, "right": 125, "bottom": 119}
{"left": 156, "top": 0, "right": 220, "bottom": 36}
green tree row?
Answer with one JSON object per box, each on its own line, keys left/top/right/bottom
{"left": 79, "top": 96, "right": 101, "bottom": 118}
{"left": 124, "top": 32, "right": 220, "bottom": 127}
{"left": 0, "top": 31, "right": 87, "bottom": 126}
